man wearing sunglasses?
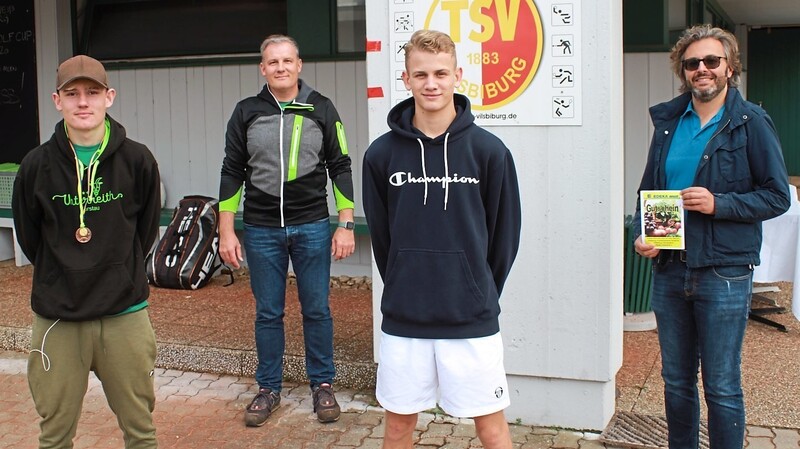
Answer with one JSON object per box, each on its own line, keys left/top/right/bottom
{"left": 633, "top": 25, "right": 790, "bottom": 448}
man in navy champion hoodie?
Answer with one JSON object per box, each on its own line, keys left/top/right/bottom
{"left": 362, "top": 30, "right": 522, "bottom": 449}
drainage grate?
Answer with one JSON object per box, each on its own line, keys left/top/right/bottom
{"left": 599, "top": 411, "right": 709, "bottom": 449}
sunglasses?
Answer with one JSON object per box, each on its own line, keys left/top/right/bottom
{"left": 682, "top": 55, "right": 727, "bottom": 71}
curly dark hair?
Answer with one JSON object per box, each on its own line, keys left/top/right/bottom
{"left": 670, "top": 24, "right": 742, "bottom": 93}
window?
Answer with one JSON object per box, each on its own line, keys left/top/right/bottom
{"left": 77, "top": 0, "right": 365, "bottom": 64}
{"left": 80, "top": 0, "right": 287, "bottom": 61}
{"left": 337, "top": 0, "right": 365, "bottom": 53}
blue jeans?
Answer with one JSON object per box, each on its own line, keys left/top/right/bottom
{"left": 651, "top": 254, "right": 751, "bottom": 449}
{"left": 244, "top": 218, "right": 335, "bottom": 391}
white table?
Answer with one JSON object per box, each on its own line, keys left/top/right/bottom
{"left": 753, "top": 186, "right": 800, "bottom": 321}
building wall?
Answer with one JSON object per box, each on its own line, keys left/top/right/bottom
{"left": 623, "top": 52, "right": 680, "bottom": 216}
{"left": 33, "top": 0, "right": 372, "bottom": 276}
{"left": 366, "top": 0, "right": 625, "bottom": 430}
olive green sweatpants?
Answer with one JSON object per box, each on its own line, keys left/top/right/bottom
{"left": 27, "top": 309, "right": 158, "bottom": 449}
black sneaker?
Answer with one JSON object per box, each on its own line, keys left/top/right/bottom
{"left": 244, "top": 388, "right": 281, "bottom": 427}
{"left": 312, "top": 383, "right": 341, "bottom": 423}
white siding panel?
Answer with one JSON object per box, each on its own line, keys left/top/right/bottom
{"left": 239, "top": 64, "right": 261, "bottom": 98}
{"left": 187, "top": 67, "right": 209, "bottom": 196}
{"left": 622, "top": 52, "right": 676, "bottom": 216}
{"left": 302, "top": 63, "right": 318, "bottom": 89}
{"left": 221, "top": 66, "right": 242, "bottom": 128}
{"left": 134, "top": 70, "right": 156, "bottom": 154}
{"left": 355, "top": 60, "right": 369, "bottom": 154}
{"left": 203, "top": 66, "right": 224, "bottom": 199}
{"left": 117, "top": 70, "right": 138, "bottom": 133}
{"left": 315, "top": 63, "right": 338, "bottom": 107}
{"left": 623, "top": 54, "right": 649, "bottom": 216}
{"left": 353, "top": 61, "right": 371, "bottom": 266}
{"left": 648, "top": 53, "right": 677, "bottom": 110}
{"left": 168, "top": 68, "right": 191, "bottom": 205}
{"left": 105, "top": 71, "right": 120, "bottom": 121}
{"left": 152, "top": 70, "right": 174, "bottom": 206}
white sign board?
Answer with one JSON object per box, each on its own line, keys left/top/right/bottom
{"left": 388, "top": 0, "right": 581, "bottom": 126}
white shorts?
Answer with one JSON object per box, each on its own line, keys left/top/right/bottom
{"left": 376, "top": 332, "right": 510, "bottom": 418}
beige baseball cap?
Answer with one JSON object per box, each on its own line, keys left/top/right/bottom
{"left": 56, "top": 55, "right": 109, "bottom": 90}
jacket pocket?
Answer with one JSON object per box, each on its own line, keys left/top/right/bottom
{"left": 33, "top": 262, "right": 138, "bottom": 318}
{"left": 64, "top": 263, "right": 137, "bottom": 307}
{"left": 382, "top": 249, "right": 487, "bottom": 325}
{"left": 712, "top": 220, "right": 759, "bottom": 257}
{"left": 715, "top": 139, "right": 750, "bottom": 184}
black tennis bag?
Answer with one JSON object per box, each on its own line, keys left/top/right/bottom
{"left": 146, "top": 195, "right": 228, "bottom": 289}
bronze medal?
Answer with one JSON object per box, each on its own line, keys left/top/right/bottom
{"left": 75, "top": 226, "right": 92, "bottom": 243}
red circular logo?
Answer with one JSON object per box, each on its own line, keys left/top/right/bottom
{"left": 425, "top": 0, "right": 544, "bottom": 110}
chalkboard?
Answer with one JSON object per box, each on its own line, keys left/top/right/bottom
{"left": 0, "top": 0, "right": 38, "bottom": 164}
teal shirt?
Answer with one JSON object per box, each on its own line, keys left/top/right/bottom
{"left": 665, "top": 102, "right": 725, "bottom": 190}
{"left": 72, "top": 143, "right": 101, "bottom": 166}
{"left": 114, "top": 301, "right": 148, "bottom": 316}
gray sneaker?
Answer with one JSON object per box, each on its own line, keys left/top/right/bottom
{"left": 244, "top": 388, "right": 281, "bottom": 427}
{"left": 312, "top": 383, "right": 341, "bottom": 423}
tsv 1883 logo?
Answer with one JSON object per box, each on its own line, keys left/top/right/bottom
{"left": 424, "top": 0, "right": 544, "bottom": 110}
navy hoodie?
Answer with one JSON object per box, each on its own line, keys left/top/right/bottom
{"left": 362, "top": 94, "right": 521, "bottom": 339}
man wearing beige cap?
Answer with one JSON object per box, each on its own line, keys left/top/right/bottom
{"left": 12, "top": 55, "right": 161, "bottom": 448}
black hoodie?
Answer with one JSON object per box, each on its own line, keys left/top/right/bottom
{"left": 12, "top": 116, "right": 161, "bottom": 321}
{"left": 363, "top": 94, "right": 521, "bottom": 339}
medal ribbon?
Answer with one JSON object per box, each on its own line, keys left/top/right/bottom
{"left": 66, "top": 119, "right": 111, "bottom": 230}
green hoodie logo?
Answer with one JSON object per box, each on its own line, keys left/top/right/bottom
{"left": 52, "top": 177, "right": 123, "bottom": 211}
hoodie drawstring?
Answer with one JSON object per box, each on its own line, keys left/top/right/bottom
{"left": 417, "top": 138, "right": 428, "bottom": 206}
{"left": 30, "top": 318, "right": 60, "bottom": 372}
{"left": 417, "top": 133, "right": 451, "bottom": 210}
{"left": 443, "top": 133, "right": 450, "bottom": 211}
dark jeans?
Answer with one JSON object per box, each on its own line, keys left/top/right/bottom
{"left": 651, "top": 254, "right": 751, "bottom": 449}
{"left": 244, "top": 218, "right": 335, "bottom": 391}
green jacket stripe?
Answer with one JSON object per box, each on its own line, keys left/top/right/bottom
{"left": 336, "top": 121, "right": 349, "bottom": 155}
{"left": 288, "top": 115, "right": 304, "bottom": 181}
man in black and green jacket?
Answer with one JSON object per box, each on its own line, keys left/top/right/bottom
{"left": 218, "top": 34, "right": 355, "bottom": 427}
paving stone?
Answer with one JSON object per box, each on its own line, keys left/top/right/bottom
{"left": 355, "top": 437, "right": 384, "bottom": 449}
{"left": 746, "top": 436, "right": 776, "bottom": 449}
{"left": 748, "top": 425, "right": 775, "bottom": 437}
{"left": 423, "top": 422, "right": 455, "bottom": 437}
{"left": 522, "top": 436, "right": 556, "bottom": 449}
{"left": 0, "top": 346, "right": 798, "bottom": 449}
{"left": 525, "top": 432, "right": 556, "bottom": 446}
{"left": 578, "top": 439, "right": 608, "bottom": 448}
{"left": 416, "top": 412, "right": 436, "bottom": 431}
{"left": 509, "top": 423, "right": 534, "bottom": 443}
{"left": 354, "top": 409, "right": 383, "bottom": 426}
{"left": 418, "top": 436, "right": 447, "bottom": 446}
{"left": 440, "top": 437, "right": 473, "bottom": 449}
{"left": 336, "top": 424, "right": 372, "bottom": 446}
{"left": 773, "top": 427, "right": 800, "bottom": 448}
{"left": 552, "top": 430, "right": 583, "bottom": 448}
{"left": 453, "top": 422, "right": 478, "bottom": 438}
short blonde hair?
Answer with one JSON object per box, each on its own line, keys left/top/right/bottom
{"left": 403, "top": 30, "right": 457, "bottom": 69}
{"left": 670, "top": 24, "right": 742, "bottom": 93}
